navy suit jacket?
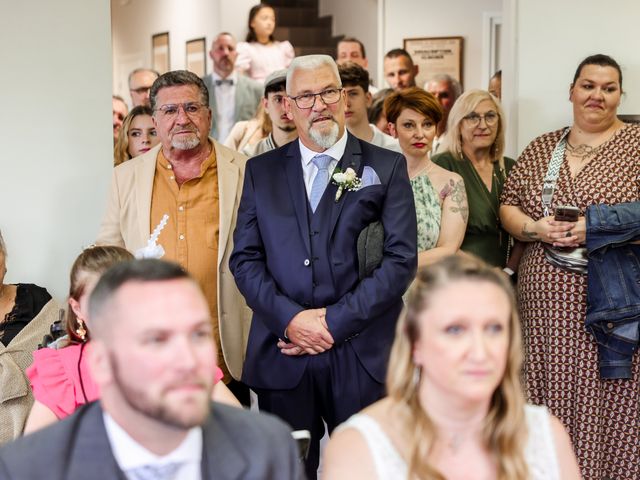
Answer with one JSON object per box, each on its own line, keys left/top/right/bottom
{"left": 230, "top": 133, "right": 417, "bottom": 390}
{"left": 0, "top": 401, "right": 303, "bottom": 480}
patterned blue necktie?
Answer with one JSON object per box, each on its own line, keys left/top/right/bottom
{"left": 127, "top": 462, "right": 182, "bottom": 480}
{"left": 309, "top": 154, "right": 332, "bottom": 212}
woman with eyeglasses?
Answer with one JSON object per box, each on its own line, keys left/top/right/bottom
{"left": 384, "top": 87, "right": 468, "bottom": 268}
{"left": 433, "top": 89, "right": 516, "bottom": 268}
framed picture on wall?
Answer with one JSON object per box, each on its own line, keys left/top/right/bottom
{"left": 403, "top": 36, "right": 464, "bottom": 90}
{"left": 186, "top": 37, "right": 207, "bottom": 77}
{"left": 152, "top": 32, "right": 170, "bottom": 74}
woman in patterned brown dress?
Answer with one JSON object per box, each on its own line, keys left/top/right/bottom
{"left": 500, "top": 54, "right": 640, "bottom": 479}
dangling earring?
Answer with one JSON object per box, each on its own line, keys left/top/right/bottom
{"left": 76, "top": 319, "right": 87, "bottom": 341}
{"left": 412, "top": 364, "right": 422, "bottom": 387}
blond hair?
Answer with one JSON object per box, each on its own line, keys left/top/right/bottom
{"left": 66, "top": 245, "right": 133, "bottom": 343}
{"left": 386, "top": 255, "right": 528, "bottom": 480}
{"left": 113, "top": 106, "right": 154, "bottom": 167}
{"left": 439, "top": 89, "right": 507, "bottom": 173}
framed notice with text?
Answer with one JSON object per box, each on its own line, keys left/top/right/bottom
{"left": 152, "top": 32, "right": 170, "bottom": 74}
{"left": 403, "top": 36, "right": 464, "bottom": 90}
{"left": 186, "top": 37, "right": 207, "bottom": 77}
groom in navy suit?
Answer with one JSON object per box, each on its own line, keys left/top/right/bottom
{"left": 230, "top": 55, "right": 417, "bottom": 478}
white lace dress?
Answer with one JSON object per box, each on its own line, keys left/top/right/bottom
{"left": 338, "top": 404, "right": 560, "bottom": 479}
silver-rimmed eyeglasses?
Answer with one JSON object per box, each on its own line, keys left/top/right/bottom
{"left": 288, "top": 88, "right": 343, "bottom": 109}
{"left": 463, "top": 111, "right": 499, "bottom": 127}
{"left": 154, "top": 102, "right": 208, "bottom": 119}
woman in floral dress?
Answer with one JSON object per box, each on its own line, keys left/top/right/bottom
{"left": 500, "top": 54, "right": 640, "bottom": 479}
{"left": 385, "top": 87, "right": 468, "bottom": 267}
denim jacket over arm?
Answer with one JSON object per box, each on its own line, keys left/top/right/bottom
{"left": 585, "top": 202, "right": 640, "bottom": 379}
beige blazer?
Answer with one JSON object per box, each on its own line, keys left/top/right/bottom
{"left": 0, "top": 299, "right": 62, "bottom": 444}
{"left": 96, "top": 140, "right": 252, "bottom": 380}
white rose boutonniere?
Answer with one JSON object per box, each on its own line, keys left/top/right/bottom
{"left": 331, "top": 167, "right": 362, "bottom": 202}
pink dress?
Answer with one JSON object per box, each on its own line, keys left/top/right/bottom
{"left": 27, "top": 343, "right": 225, "bottom": 419}
{"left": 235, "top": 41, "right": 295, "bottom": 82}
{"left": 27, "top": 344, "right": 98, "bottom": 419}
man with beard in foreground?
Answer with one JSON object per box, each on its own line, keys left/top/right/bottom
{"left": 97, "top": 70, "right": 252, "bottom": 394}
{"left": 230, "top": 55, "right": 417, "bottom": 479}
{"left": 0, "top": 259, "right": 302, "bottom": 479}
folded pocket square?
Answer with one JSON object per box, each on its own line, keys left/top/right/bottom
{"left": 361, "top": 166, "right": 381, "bottom": 187}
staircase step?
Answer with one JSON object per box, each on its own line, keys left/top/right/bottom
{"left": 275, "top": 25, "right": 334, "bottom": 47}
{"left": 275, "top": 7, "right": 320, "bottom": 26}
{"left": 294, "top": 46, "right": 339, "bottom": 57}
{"left": 268, "top": 0, "right": 318, "bottom": 7}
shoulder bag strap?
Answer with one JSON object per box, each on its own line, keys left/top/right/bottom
{"left": 541, "top": 128, "right": 570, "bottom": 217}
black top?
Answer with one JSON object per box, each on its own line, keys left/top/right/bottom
{"left": 0, "top": 283, "right": 51, "bottom": 345}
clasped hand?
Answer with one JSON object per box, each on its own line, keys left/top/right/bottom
{"left": 532, "top": 215, "right": 586, "bottom": 248}
{"left": 278, "top": 308, "right": 334, "bottom": 356}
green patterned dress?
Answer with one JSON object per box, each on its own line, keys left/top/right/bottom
{"left": 410, "top": 172, "right": 441, "bottom": 252}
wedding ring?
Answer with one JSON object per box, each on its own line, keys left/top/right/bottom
{"left": 566, "top": 231, "right": 572, "bottom": 238}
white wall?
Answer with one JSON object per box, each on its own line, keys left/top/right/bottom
{"left": 319, "top": 0, "right": 380, "bottom": 86}
{"left": 382, "top": 0, "right": 502, "bottom": 91}
{"left": 111, "top": 0, "right": 255, "bottom": 103}
{"left": 506, "top": 0, "right": 640, "bottom": 154}
{"left": 0, "top": 0, "right": 113, "bottom": 300}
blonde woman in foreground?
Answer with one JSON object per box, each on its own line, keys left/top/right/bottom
{"left": 323, "top": 255, "right": 582, "bottom": 480}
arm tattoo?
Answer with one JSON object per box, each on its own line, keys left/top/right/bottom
{"left": 522, "top": 222, "right": 539, "bottom": 240}
{"left": 444, "top": 179, "right": 469, "bottom": 223}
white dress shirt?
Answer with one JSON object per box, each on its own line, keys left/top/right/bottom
{"left": 103, "top": 412, "right": 202, "bottom": 480}
{"left": 212, "top": 71, "right": 238, "bottom": 142}
{"left": 299, "top": 130, "right": 348, "bottom": 198}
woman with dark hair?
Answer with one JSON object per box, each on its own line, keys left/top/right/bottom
{"left": 0, "top": 229, "right": 59, "bottom": 443}
{"left": 323, "top": 255, "right": 581, "bottom": 479}
{"left": 500, "top": 54, "right": 640, "bottom": 478}
{"left": 24, "top": 246, "right": 239, "bottom": 433}
{"left": 113, "top": 105, "right": 159, "bottom": 166}
{"left": 385, "top": 87, "right": 468, "bottom": 267}
{"left": 235, "top": 3, "right": 294, "bottom": 83}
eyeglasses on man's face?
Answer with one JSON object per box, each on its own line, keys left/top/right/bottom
{"left": 288, "top": 88, "right": 343, "bottom": 109}
{"left": 463, "top": 111, "right": 499, "bottom": 127}
{"left": 154, "top": 102, "right": 208, "bottom": 119}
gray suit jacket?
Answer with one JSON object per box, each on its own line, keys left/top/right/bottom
{"left": 0, "top": 401, "right": 304, "bottom": 479}
{"left": 203, "top": 74, "right": 262, "bottom": 140}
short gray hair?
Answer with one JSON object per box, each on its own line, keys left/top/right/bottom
{"left": 425, "top": 74, "right": 462, "bottom": 100}
{"left": 128, "top": 68, "right": 160, "bottom": 87}
{"left": 149, "top": 70, "right": 209, "bottom": 111}
{"left": 286, "top": 55, "right": 341, "bottom": 95}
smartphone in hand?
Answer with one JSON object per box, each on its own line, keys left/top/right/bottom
{"left": 554, "top": 205, "right": 580, "bottom": 222}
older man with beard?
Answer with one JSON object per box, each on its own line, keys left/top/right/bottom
{"left": 0, "top": 260, "right": 303, "bottom": 480}
{"left": 97, "top": 71, "right": 252, "bottom": 399}
{"left": 230, "top": 55, "right": 417, "bottom": 479}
